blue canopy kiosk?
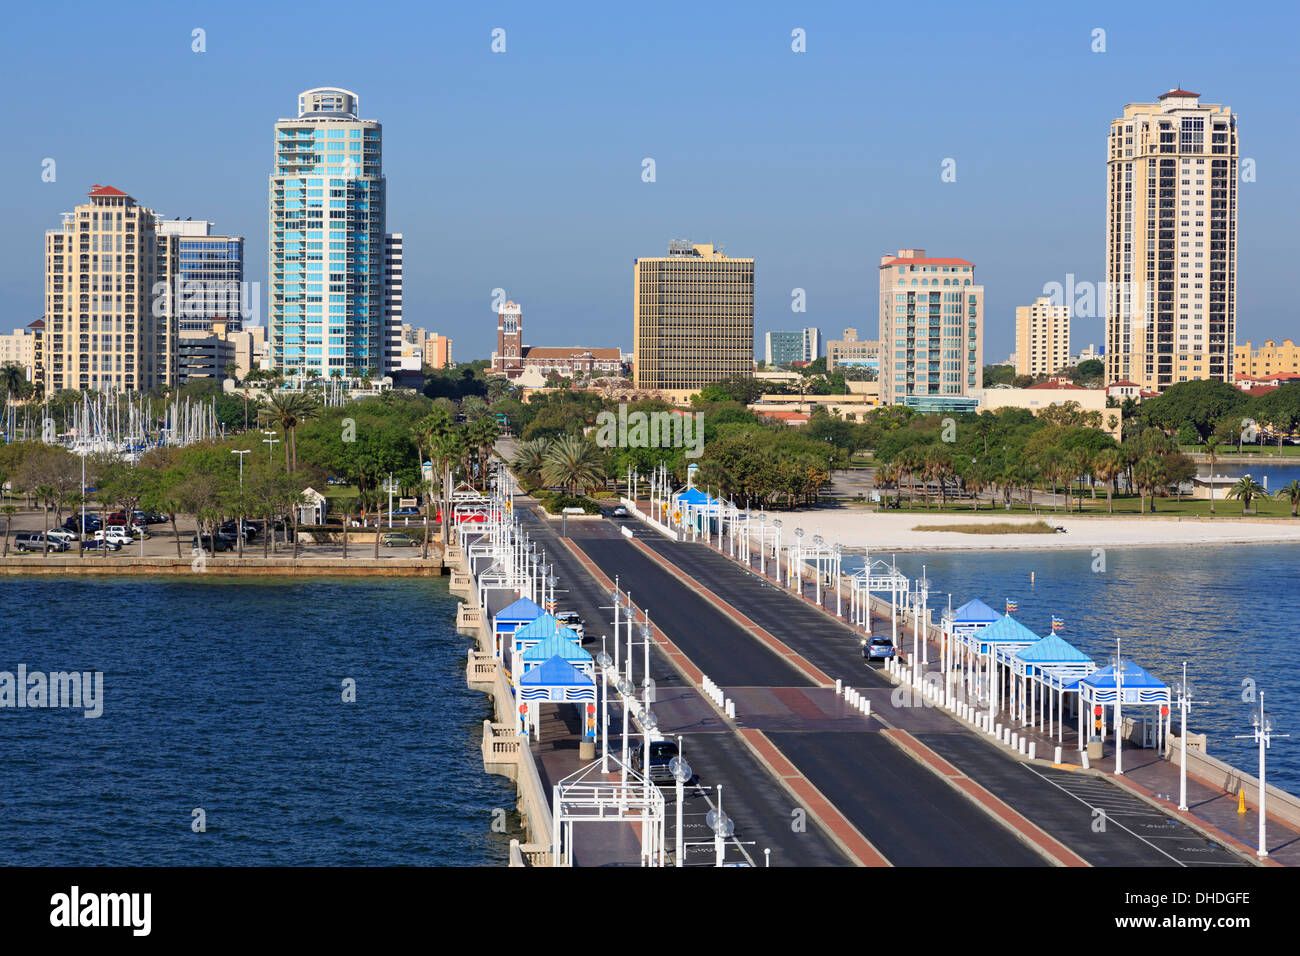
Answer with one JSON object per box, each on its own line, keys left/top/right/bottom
{"left": 509, "top": 613, "right": 582, "bottom": 680}
{"left": 516, "top": 656, "right": 598, "bottom": 737}
{"left": 672, "top": 487, "right": 721, "bottom": 539}
{"left": 1012, "top": 635, "right": 1096, "bottom": 746}
{"left": 522, "top": 634, "right": 595, "bottom": 679}
{"left": 949, "top": 599, "right": 1002, "bottom": 699}
{"left": 1079, "top": 661, "right": 1171, "bottom": 763}
{"left": 966, "top": 613, "right": 1040, "bottom": 720}
{"left": 493, "top": 596, "right": 545, "bottom": 659}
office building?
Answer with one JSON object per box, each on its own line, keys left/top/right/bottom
{"left": 877, "top": 249, "right": 983, "bottom": 406}
{"left": 1234, "top": 339, "right": 1300, "bottom": 380}
{"left": 156, "top": 220, "right": 246, "bottom": 332}
{"left": 1105, "top": 89, "right": 1238, "bottom": 391}
{"left": 1015, "top": 296, "right": 1071, "bottom": 378}
{"left": 383, "top": 233, "right": 403, "bottom": 374}
{"left": 269, "top": 87, "right": 387, "bottom": 378}
{"left": 43, "top": 185, "right": 176, "bottom": 393}
{"left": 765, "top": 327, "right": 821, "bottom": 366}
{"left": 826, "top": 328, "right": 880, "bottom": 373}
{"left": 633, "top": 240, "right": 754, "bottom": 392}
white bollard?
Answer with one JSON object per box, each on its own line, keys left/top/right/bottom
{"left": 1029, "top": 742, "right": 1037, "bottom": 761}
{"left": 1011, "top": 733, "right": 1019, "bottom": 750}
{"left": 836, "top": 678, "right": 843, "bottom": 695}
{"left": 725, "top": 699, "right": 735, "bottom": 718}
{"left": 863, "top": 700, "right": 871, "bottom": 718}
{"left": 1054, "top": 746, "right": 1062, "bottom": 764}
{"left": 1081, "top": 752, "right": 1091, "bottom": 770}
{"left": 1018, "top": 738, "right": 1027, "bottom": 756}
{"left": 995, "top": 722, "right": 1002, "bottom": 738}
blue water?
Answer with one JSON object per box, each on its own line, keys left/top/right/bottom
{"left": 844, "top": 546, "right": 1300, "bottom": 795}
{"left": 1198, "top": 460, "right": 1300, "bottom": 488}
{"left": 0, "top": 575, "right": 519, "bottom": 865}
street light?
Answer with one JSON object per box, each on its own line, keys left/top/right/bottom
{"left": 1235, "top": 691, "right": 1289, "bottom": 859}
{"left": 261, "top": 430, "right": 280, "bottom": 463}
{"left": 617, "top": 676, "right": 635, "bottom": 788}
{"left": 597, "top": 645, "right": 613, "bottom": 772}
{"left": 669, "top": 743, "right": 693, "bottom": 868}
{"left": 707, "top": 786, "right": 734, "bottom": 867}
{"left": 771, "top": 518, "right": 782, "bottom": 581}
{"left": 793, "top": 527, "right": 804, "bottom": 594}
{"left": 640, "top": 621, "right": 654, "bottom": 705}
{"left": 231, "top": 449, "right": 251, "bottom": 550}
{"left": 1171, "top": 662, "right": 1206, "bottom": 812}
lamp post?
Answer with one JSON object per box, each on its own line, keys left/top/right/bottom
{"left": 918, "top": 568, "right": 930, "bottom": 667}
{"left": 639, "top": 709, "right": 659, "bottom": 867}
{"left": 793, "top": 527, "right": 804, "bottom": 594}
{"left": 624, "top": 593, "right": 635, "bottom": 681}
{"left": 262, "top": 429, "right": 280, "bottom": 463}
{"left": 771, "top": 519, "right": 782, "bottom": 581}
{"left": 1171, "top": 663, "right": 1206, "bottom": 812}
{"left": 611, "top": 582, "right": 621, "bottom": 675}
{"left": 758, "top": 512, "right": 767, "bottom": 575}
{"left": 833, "top": 543, "right": 843, "bottom": 618}
{"left": 231, "top": 449, "right": 251, "bottom": 550}
{"left": 669, "top": 741, "right": 692, "bottom": 868}
{"left": 617, "top": 676, "right": 635, "bottom": 789}
{"left": 547, "top": 572, "right": 557, "bottom": 614}
{"left": 1113, "top": 642, "right": 1124, "bottom": 776}
{"left": 812, "top": 534, "right": 824, "bottom": 606}
{"left": 707, "top": 786, "right": 733, "bottom": 867}
{"left": 1235, "top": 691, "right": 1289, "bottom": 859}
{"left": 597, "top": 646, "right": 613, "bottom": 772}
{"left": 641, "top": 619, "right": 653, "bottom": 706}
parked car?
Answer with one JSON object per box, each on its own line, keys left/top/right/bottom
{"left": 64, "top": 515, "right": 101, "bottom": 533}
{"left": 627, "top": 739, "right": 681, "bottom": 785}
{"left": 191, "top": 534, "right": 233, "bottom": 553}
{"left": 219, "top": 521, "right": 256, "bottom": 541}
{"left": 46, "top": 528, "right": 79, "bottom": 543}
{"left": 380, "top": 532, "right": 417, "bottom": 548}
{"left": 612, "top": 505, "right": 628, "bottom": 517}
{"left": 14, "top": 532, "right": 67, "bottom": 553}
{"left": 80, "top": 538, "right": 121, "bottom": 553}
{"left": 390, "top": 506, "right": 421, "bottom": 518}
{"left": 94, "top": 528, "right": 135, "bottom": 546}
{"left": 862, "top": 637, "right": 896, "bottom": 661}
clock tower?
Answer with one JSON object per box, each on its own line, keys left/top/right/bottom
{"left": 495, "top": 300, "right": 524, "bottom": 377}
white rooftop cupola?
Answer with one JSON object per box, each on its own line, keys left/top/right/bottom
{"left": 298, "top": 87, "right": 359, "bottom": 118}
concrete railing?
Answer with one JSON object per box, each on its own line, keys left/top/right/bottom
{"left": 622, "top": 498, "right": 682, "bottom": 541}
{"left": 466, "top": 650, "right": 498, "bottom": 690}
{"left": 508, "top": 839, "right": 554, "bottom": 868}
{"left": 450, "top": 571, "right": 474, "bottom": 596}
{"left": 1169, "top": 734, "right": 1300, "bottom": 831}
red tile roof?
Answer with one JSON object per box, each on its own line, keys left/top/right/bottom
{"left": 88, "top": 184, "right": 127, "bottom": 197}
{"left": 1108, "top": 380, "right": 1139, "bottom": 388}
{"left": 28, "top": 318, "right": 45, "bottom": 328}
{"left": 879, "top": 256, "right": 974, "bottom": 269}
{"left": 1158, "top": 89, "right": 1199, "bottom": 99}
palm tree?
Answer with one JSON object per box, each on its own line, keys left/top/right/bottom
{"left": 34, "top": 484, "right": 54, "bottom": 556}
{"left": 541, "top": 434, "right": 606, "bottom": 497}
{"left": 337, "top": 495, "right": 358, "bottom": 559}
{"left": 1274, "top": 480, "right": 1300, "bottom": 518}
{"left": 257, "top": 392, "right": 319, "bottom": 472}
{"left": 1133, "top": 455, "right": 1164, "bottom": 514}
{"left": 1, "top": 362, "right": 29, "bottom": 399}
{"left": 1, "top": 504, "right": 16, "bottom": 556}
{"left": 511, "top": 438, "right": 550, "bottom": 489}
{"left": 1092, "top": 448, "right": 1123, "bottom": 515}
{"left": 1069, "top": 447, "right": 1094, "bottom": 512}
{"left": 1226, "top": 475, "right": 1267, "bottom": 514}
{"left": 1204, "top": 438, "right": 1221, "bottom": 516}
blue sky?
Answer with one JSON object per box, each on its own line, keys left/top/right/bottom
{"left": 2, "top": 0, "right": 1297, "bottom": 363}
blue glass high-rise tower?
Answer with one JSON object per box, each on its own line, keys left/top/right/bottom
{"left": 269, "top": 88, "right": 386, "bottom": 378}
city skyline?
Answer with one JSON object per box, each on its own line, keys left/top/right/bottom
{"left": 3, "top": 3, "right": 1298, "bottom": 368}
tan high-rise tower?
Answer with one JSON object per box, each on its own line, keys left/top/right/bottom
{"left": 633, "top": 240, "right": 754, "bottom": 392}
{"left": 1015, "top": 297, "right": 1070, "bottom": 378}
{"left": 1105, "top": 89, "right": 1237, "bottom": 391}
{"left": 43, "top": 185, "right": 176, "bottom": 394}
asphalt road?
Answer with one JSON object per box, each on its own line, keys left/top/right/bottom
{"left": 594, "top": 515, "right": 1248, "bottom": 867}
{"left": 521, "top": 507, "right": 849, "bottom": 866}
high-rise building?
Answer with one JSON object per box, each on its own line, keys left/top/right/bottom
{"left": 43, "top": 185, "right": 176, "bottom": 393}
{"left": 269, "top": 87, "right": 387, "bottom": 379}
{"left": 1105, "top": 89, "right": 1237, "bottom": 391}
{"left": 764, "top": 331, "right": 803, "bottom": 367}
{"left": 156, "top": 220, "right": 246, "bottom": 333}
{"left": 764, "top": 328, "right": 820, "bottom": 366}
{"left": 383, "top": 233, "right": 403, "bottom": 375}
{"left": 877, "top": 249, "right": 983, "bottom": 406}
{"left": 633, "top": 240, "right": 753, "bottom": 392}
{"left": 1015, "top": 296, "right": 1071, "bottom": 378}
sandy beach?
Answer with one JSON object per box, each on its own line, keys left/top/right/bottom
{"left": 768, "top": 509, "right": 1300, "bottom": 553}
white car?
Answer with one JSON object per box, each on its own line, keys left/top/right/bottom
{"left": 94, "top": 528, "right": 135, "bottom": 546}
{"left": 46, "top": 529, "right": 79, "bottom": 544}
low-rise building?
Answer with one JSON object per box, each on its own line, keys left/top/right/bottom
{"left": 826, "top": 328, "right": 880, "bottom": 373}
{"left": 1234, "top": 339, "right": 1300, "bottom": 380}
{"left": 0, "top": 323, "right": 40, "bottom": 380}
{"left": 979, "top": 384, "right": 1119, "bottom": 436}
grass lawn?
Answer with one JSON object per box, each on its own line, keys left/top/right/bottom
{"left": 912, "top": 521, "right": 1057, "bottom": 534}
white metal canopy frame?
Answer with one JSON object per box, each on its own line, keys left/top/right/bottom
{"left": 786, "top": 533, "right": 842, "bottom": 608}
{"left": 551, "top": 757, "right": 666, "bottom": 867}
{"left": 848, "top": 557, "right": 910, "bottom": 648}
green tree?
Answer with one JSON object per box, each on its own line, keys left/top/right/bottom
{"left": 1225, "top": 475, "right": 1267, "bottom": 514}
{"left": 1275, "top": 480, "right": 1300, "bottom": 517}
{"left": 541, "top": 434, "right": 606, "bottom": 496}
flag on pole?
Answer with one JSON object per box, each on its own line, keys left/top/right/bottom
{"left": 1005, "top": 599, "right": 1018, "bottom": 615}
{"left": 1051, "top": 615, "right": 1064, "bottom": 632}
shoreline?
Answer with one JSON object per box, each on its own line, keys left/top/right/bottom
{"left": 0, "top": 556, "right": 447, "bottom": 576}
{"left": 768, "top": 510, "right": 1300, "bottom": 554}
